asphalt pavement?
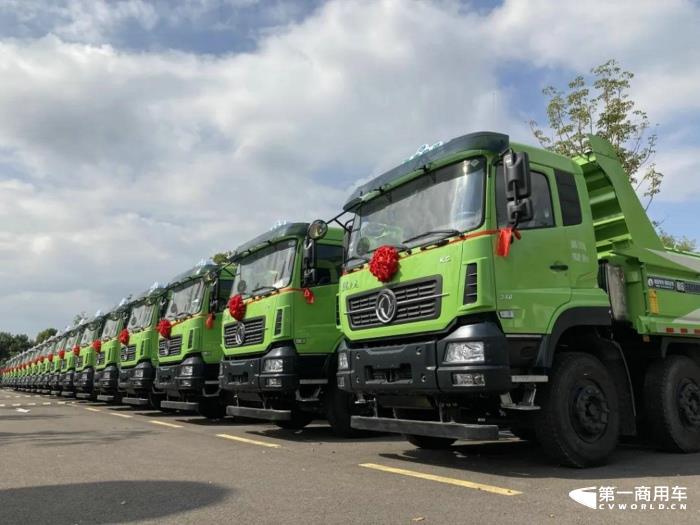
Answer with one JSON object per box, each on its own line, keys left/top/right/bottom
{"left": 1, "top": 387, "right": 699, "bottom": 525}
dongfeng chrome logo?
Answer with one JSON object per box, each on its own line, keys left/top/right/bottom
{"left": 375, "top": 289, "right": 398, "bottom": 324}
{"left": 234, "top": 323, "right": 246, "bottom": 346}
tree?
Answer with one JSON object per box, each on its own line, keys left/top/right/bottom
{"left": 212, "top": 252, "right": 233, "bottom": 265}
{"left": 35, "top": 327, "right": 57, "bottom": 344}
{"left": 530, "top": 60, "right": 693, "bottom": 249}
{"left": 0, "top": 332, "right": 33, "bottom": 361}
{"left": 657, "top": 228, "right": 697, "bottom": 252}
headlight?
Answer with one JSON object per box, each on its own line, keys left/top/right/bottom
{"left": 102, "top": 371, "right": 112, "bottom": 379}
{"left": 444, "top": 341, "right": 485, "bottom": 363}
{"left": 180, "top": 365, "right": 194, "bottom": 376}
{"left": 338, "top": 352, "right": 349, "bottom": 370}
{"left": 263, "top": 359, "right": 284, "bottom": 373}
{"left": 133, "top": 369, "right": 144, "bottom": 379}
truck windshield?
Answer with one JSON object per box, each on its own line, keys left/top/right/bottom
{"left": 165, "top": 279, "right": 205, "bottom": 320}
{"left": 127, "top": 303, "right": 152, "bottom": 331}
{"left": 348, "top": 157, "right": 485, "bottom": 260}
{"left": 81, "top": 327, "right": 98, "bottom": 346}
{"left": 232, "top": 239, "right": 297, "bottom": 297}
{"left": 101, "top": 318, "right": 120, "bottom": 340}
{"left": 65, "top": 333, "right": 79, "bottom": 349}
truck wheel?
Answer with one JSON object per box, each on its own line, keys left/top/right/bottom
{"left": 275, "top": 409, "right": 313, "bottom": 430}
{"left": 535, "top": 352, "right": 619, "bottom": 467}
{"left": 644, "top": 355, "right": 700, "bottom": 452}
{"left": 325, "top": 383, "right": 357, "bottom": 438}
{"left": 394, "top": 409, "right": 456, "bottom": 449}
{"left": 199, "top": 398, "right": 225, "bottom": 420}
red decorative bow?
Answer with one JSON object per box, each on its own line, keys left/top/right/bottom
{"left": 369, "top": 245, "right": 400, "bottom": 282}
{"left": 496, "top": 226, "right": 521, "bottom": 257}
{"left": 205, "top": 312, "right": 216, "bottom": 329}
{"left": 303, "top": 288, "right": 315, "bottom": 305}
{"left": 227, "top": 294, "right": 246, "bottom": 321}
{"left": 157, "top": 319, "right": 172, "bottom": 339}
{"left": 92, "top": 339, "right": 102, "bottom": 353}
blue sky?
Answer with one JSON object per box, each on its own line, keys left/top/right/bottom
{"left": 0, "top": 0, "right": 698, "bottom": 336}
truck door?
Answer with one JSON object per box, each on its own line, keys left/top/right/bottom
{"left": 493, "top": 164, "right": 571, "bottom": 334}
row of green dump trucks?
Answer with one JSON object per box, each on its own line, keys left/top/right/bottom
{"left": 3, "top": 131, "right": 700, "bottom": 467}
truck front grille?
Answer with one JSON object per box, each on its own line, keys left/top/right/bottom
{"left": 223, "top": 317, "right": 265, "bottom": 348}
{"left": 158, "top": 335, "right": 183, "bottom": 357}
{"left": 75, "top": 356, "right": 84, "bottom": 369}
{"left": 346, "top": 276, "right": 443, "bottom": 329}
{"left": 96, "top": 353, "right": 105, "bottom": 365}
{"left": 121, "top": 345, "right": 136, "bottom": 362}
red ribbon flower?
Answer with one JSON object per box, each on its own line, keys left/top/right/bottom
{"left": 369, "top": 245, "right": 400, "bottom": 282}
{"left": 496, "top": 226, "right": 522, "bottom": 257}
{"left": 48, "top": 353, "right": 54, "bottom": 362}
{"left": 118, "top": 328, "right": 130, "bottom": 346}
{"left": 72, "top": 345, "right": 80, "bottom": 356}
{"left": 227, "top": 294, "right": 246, "bottom": 321}
{"left": 58, "top": 349, "right": 66, "bottom": 360}
{"left": 303, "top": 288, "right": 315, "bottom": 304}
{"left": 92, "top": 339, "right": 102, "bottom": 353}
{"left": 157, "top": 319, "right": 172, "bottom": 339}
{"left": 205, "top": 312, "right": 216, "bottom": 329}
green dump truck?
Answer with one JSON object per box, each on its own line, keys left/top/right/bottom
{"left": 60, "top": 323, "right": 86, "bottom": 397}
{"left": 219, "top": 222, "right": 358, "bottom": 435}
{"left": 155, "top": 260, "right": 235, "bottom": 417}
{"left": 119, "top": 283, "right": 168, "bottom": 408}
{"left": 75, "top": 312, "right": 106, "bottom": 400}
{"left": 333, "top": 131, "right": 700, "bottom": 467}
{"left": 93, "top": 299, "right": 133, "bottom": 403}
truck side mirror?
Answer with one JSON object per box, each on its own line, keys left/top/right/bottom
{"left": 307, "top": 220, "right": 328, "bottom": 240}
{"left": 502, "top": 150, "right": 534, "bottom": 224}
{"left": 302, "top": 237, "right": 317, "bottom": 287}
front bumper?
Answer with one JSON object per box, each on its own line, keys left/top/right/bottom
{"left": 219, "top": 345, "right": 299, "bottom": 394}
{"left": 155, "top": 356, "right": 206, "bottom": 395}
{"left": 119, "top": 361, "right": 155, "bottom": 394}
{"left": 75, "top": 367, "right": 95, "bottom": 392}
{"left": 351, "top": 415, "right": 499, "bottom": 440}
{"left": 337, "top": 322, "right": 512, "bottom": 395}
{"left": 97, "top": 365, "right": 120, "bottom": 393}
{"left": 61, "top": 371, "right": 75, "bottom": 391}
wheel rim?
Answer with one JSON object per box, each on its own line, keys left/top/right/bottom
{"left": 569, "top": 381, "right": 610, "bottom": 442}
{"left": 677, "top": 379, "right": 700, "bottom": 429}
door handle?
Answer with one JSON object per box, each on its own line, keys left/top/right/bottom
{"left": 550, "top": 263, "right": 569, "bottom": 272}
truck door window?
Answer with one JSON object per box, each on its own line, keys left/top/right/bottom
{"left": 497, "top": 170, "right": 555, "bottom": 229}
{"left": 554, "top": 170, "right": 583, "bottom": 226}
{"left": 315, "top": 244, "right": 344, "bottom": 285}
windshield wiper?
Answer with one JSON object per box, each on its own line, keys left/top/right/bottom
{"left": 251, "top": 285, "right": 279, "bottom": 297}
{"left": 402, "top": 229, "right": 460, "bottom": 247}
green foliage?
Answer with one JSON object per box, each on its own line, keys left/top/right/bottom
{"left": 657, "top": 229, "right": 697, "bottom": 252}
{"left": 0, "top": 332, "right": 33, "bottom": 361}
{"left": 35, "top": 327, "right": 57, "bottom": 344}
{"left": 212, "top": 252, "right": 233, "bottom": 265}
{"left": 530, "top": 59, "right": 662, "bottom": 205}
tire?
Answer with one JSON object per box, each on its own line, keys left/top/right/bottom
{"left": 644, "top": 355, "right": 700, "bottom": 453}
{"left": 394, "top": 409, "right": 456, "bottom": 449}
{"left": 535, "top": 352, "right": 619, "bottom": 468}
{"left": 198, "top": 398, "right": 226, "bottom": 420}
{"left": 325, "top": 383, "right": 357, "bottom": 438}
{"left": 274, "top": 409, "right": 314, "bottom": 430}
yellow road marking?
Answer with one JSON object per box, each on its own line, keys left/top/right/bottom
{"left": 359, "top": 463, "right": 521, "bottom": 496}
{"left": 215, "top": 433, "right": 281, "bottom": 449}
{"left": 84, "top": 407, "right": 101, "bottom": 412}
{"left": 109, "top": 412, "right": 132, "bottom": 418}
{"left": 149, "top": 420, "right": 183, "bottom": 429}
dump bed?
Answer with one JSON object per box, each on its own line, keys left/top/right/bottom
{"left": 578, "top": 135, "right": 700, "bottom": 337}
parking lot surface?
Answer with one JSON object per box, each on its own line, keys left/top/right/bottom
{"left": 1, "top": 388, "right": 699, "bottom": 524}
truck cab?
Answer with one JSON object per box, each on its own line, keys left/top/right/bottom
{"left": 119, "top": 283, "right": 168, "bottom": 408}
{"left": 61, "top": 325, "right": 85, "bottom": 397}
{"left": 335, "top": 131, "right": 700, "bottom": 467}
{"left": 219, "top": 222, "right": 356, "bottom": 434}
{"left": 93, "top": 300, "right": 133, "bottom": 402}
{"left": 155, "top": 260, "right": 235, "bottom": 417}
{"left": 75, "top": 313, "right": 107, "bottom": 399}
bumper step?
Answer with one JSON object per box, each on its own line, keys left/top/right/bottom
{"left": 226, "top": 405, "right": 291, "bottom": 421}
{"left": 122, "top": 397, "right": 149, "bottom": 407}
{"left": 60, "top": 392, "right": 75, "bottom": 398}
{"left": 351, "top": 416, "right": 500, "bottom": 441}
{"left": 50, "top": 391, "right": 61, "bottom": 396}
{"left": 96, "top": 394, "right": 116, "bottom": 402}
{"left": 75, "top": 393, "right": 93, "bottom": 400}
{"left": 161, "top": 400, "right": 199, "bottom": 412}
